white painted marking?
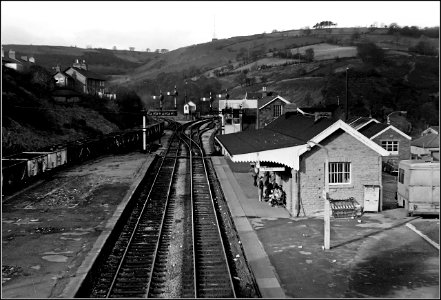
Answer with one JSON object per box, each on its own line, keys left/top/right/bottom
{"left": 406, "top": 223, "right": 440, "bottom": 250}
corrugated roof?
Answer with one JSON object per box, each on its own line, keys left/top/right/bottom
{"left": 69, "top": 67, "right": 107, "bottom": 80}
{"left": 411, "top": 133, "right": 439, "bottom": 148}
{"left": 358, "top": 123, "right": 389, "bottom": 138}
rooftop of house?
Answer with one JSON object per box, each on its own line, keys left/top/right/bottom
{"left": 298, "top": 104, "right": 341, "bottom": 114}
{"left": 245, "top": 92, "right": 262, "bottom": 99}
{"left": 348, "top": 116, "right": 378, "bottom": 129}
{"left": 426, "top": 126, "right": 439, "bottom": 133}
{"left": 68, "top": 67, "right": 107, "bottom": 81}
{"left": 412, "top": 133, "right": 439, "bottom": 148}
{"left": 258, "top": 94, "right": 289, "bottom": 109}
{"left": 216, "top": 112, "right": 335, "bottom": 155}
{"left": 358, "top": 122, "right": 390, "bottom": 139}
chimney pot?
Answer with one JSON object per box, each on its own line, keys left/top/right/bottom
{"left": 9, "top": 49, "right": 15, "bottom": 60}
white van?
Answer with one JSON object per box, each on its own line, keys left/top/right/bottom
{"left": 397, "top": 160, "right": 440, "bottom": 216}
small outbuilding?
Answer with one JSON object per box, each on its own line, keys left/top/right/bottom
{"left": 411, "top": 133, "right": 439, "bottom": 161}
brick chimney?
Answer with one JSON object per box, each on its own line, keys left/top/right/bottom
{"left": 8, "top": 49, "right": 15, "bottom": 60}
{"left": 73, "top": 58, "right": 81, "bottom": 68}
{"left": 80, "top": 59, "right": 88, "bottom": 70}
{"left": 314, "top": 111, "right": 332, "bottom": 122}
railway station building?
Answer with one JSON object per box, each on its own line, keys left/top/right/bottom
{"left": 215, "top": 111, "right": 390, "bottom": 216}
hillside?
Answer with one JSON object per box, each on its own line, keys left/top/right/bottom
{"left": 2, "top": 44, "right": 156, "bottom": 75}
{"left": 2, "top": 26, "right": 439, "bottom": 154}
{"left": 1, "top": 66, "right": 150, "bottom": 156}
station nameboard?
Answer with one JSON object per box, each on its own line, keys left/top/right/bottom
{"left": 259, "top": 167, "right": 285, "bottom": 172}
{"left": 147, "top": 110, "right": 177, "bottom": 116}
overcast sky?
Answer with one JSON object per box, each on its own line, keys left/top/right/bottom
{"left": 1, "top": 1, "right": 439, "bottom": 51}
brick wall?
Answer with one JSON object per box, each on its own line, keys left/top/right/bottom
{"left": 298, "top": 129, "right": 381, "bottom": 215}
{"left": 258, "top": 99, "right": 287, "bottom": 128}
{"left": 371, "top": 128, "right": 411, "bottom": 163}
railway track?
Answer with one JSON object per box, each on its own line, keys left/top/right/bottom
{"left": 78, "top": 119, "right": 236, "bottom": 298}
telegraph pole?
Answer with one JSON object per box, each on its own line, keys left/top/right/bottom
{"left": 345, "top": 67, "right": 349, "bottom": 121}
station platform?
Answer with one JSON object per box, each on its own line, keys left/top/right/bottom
{"left": 1, "top": 132, "right": 171, "bottom": 298}
{"left": 211, "top": 156, "right": 438, "bottom": 298}
{"left": 211, "top": 156, "right": 288, "bottom": 298}
{"left": 3, "top": 129, "right": 435, "bottom": 298}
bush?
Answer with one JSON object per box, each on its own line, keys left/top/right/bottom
{"left": 356, "top": 42, "right": 385, "bottom": 65}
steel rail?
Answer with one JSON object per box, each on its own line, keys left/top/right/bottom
{"left": 104, "top": 124, "right": 182, "bottom": 297}
{"left": 184, "top": 121, "right": 236, "bottom": 298}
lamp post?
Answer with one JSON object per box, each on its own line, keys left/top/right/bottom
{"left": 386, "top": 111, "right": 407, "bottom": 125}
{"left": 307, "top": 140, "right": 330, "bottom": 250}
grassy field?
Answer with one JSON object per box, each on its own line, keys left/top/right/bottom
{"left": 291, "top": 43, "right": 358, "bottom": 60}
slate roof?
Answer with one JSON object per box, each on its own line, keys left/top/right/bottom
{"left": 411, "top": 133, "right": 439, "bottom": 148}
{"left": 298, "top": 104, "right": 340, "bottom": 114}
{"left": 68, "top": 67, "right": 107, "bottom": 80}
{"left": 358, "top": 122, "right": 390, "bottom": 138}
{"left": 349, "top": 116, "right": 374, "bottom": 128}
{"left": 216, "top": 128, "right": 303, "bottom": 155}
{"left": 217, "top": 112, "right": 335, "bottom": 155}
{"left": 245, "top": 92, "right": 262, "bottom": 99}
{"left": 265, "top": 112, "right": 335, "bottom": 141}
{"left": 2, "top": 57, "right": 14, "bottom": 64}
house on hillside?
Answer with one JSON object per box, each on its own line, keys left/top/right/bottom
{"left": 411, "top": 133, "right": 439, "bottom": 161}
{"left": 2, "top": 49, "right": 35, "bottom": 72}
{"left": 53, "top": 65, "right": 76, "bottom": 89}
{"left": 64, "top": 59, "right": 107, "bottom": 96}
{"left": 215, "top": 111, "right": 389, "bottom": 216}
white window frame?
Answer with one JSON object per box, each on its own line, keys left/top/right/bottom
{"left": 273, "top": 104, "right": 282, "bottom": 117}
{"left": 329, "top": 162, "right": 351, "bottom": 185}
{"left": 381, "top": 140, "right": 399, "bottom": 155}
